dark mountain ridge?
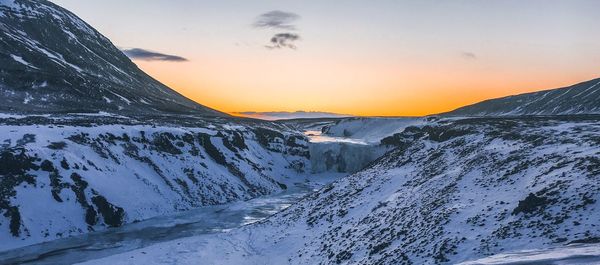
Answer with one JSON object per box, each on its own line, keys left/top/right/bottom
{"left": 444, "top": 77, "right": 600, "bottom": 116}
{"left": 0, "top": 0, "right": 226, "bottom": 116}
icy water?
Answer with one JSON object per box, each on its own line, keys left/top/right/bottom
{"left": 0, "top": 179, "right": 337, "bottom": 265}
{"left": 304, "top": 130, "right": 368, "bottom": 145}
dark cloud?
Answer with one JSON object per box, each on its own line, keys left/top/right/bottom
{"left": 266, "top": 33, "right": 300, "bottom": 50}
{"left": 121, "top": 48, "right": 188, "bottom": 62}
{"left": 253, "top": 10, "right": 300, "bottom": 30}
{"left": 461, "top": 52, "right": 477, "bottom": 60}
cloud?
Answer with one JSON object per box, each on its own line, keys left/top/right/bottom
{"left": 266, "top": 33, "right": 300, "bottom": 50}
{"left": 121, "top": 48, "right": 188, "bottom": 62}
{"left": 461, "top": 52, "right": 477, "bottom": 60}
{"left": 253, "top": 10, "right": 300, "bottom": 30}
{"left": 253, "top": 11, "right": 302, "bottom": 50}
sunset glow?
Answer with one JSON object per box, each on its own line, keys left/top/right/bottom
{"left": 52, "top": 0, "right": 600, "bottom": 116}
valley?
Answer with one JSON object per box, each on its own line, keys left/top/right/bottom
{"left": 0, "top": 114, "right": 409, "bottom": 264}
{"left": 0, "top": 174, "right": 339, "bottom": 265}
{"left": 77, "top": 115, "right": 600, "bottom": 265}
{"left": 1, "top": 1, "right": 599, "bottom": 264}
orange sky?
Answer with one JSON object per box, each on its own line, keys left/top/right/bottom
{"left": 135, "top": 59, "right": 599, "bottom": 117}
{"left": 52, "top": 0, "right": 600, "bottom": 117}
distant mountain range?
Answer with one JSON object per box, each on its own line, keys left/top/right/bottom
{"left": 444, "top": 77, "right": 600, "bottom": 116}
{"left": 2, "top": 1, "right": 599, "bottom": 119}
{"left": 0, "top": 0, "right": 225, "bottom": 116}
{"left": 240, "top": 76, "right": 600, "bottom": 120}
{"left": 234, "top": 111, "right": 352, "bottom": 120}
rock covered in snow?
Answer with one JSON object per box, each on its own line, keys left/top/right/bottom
{"left": 84, "top": 116, "right": 600, "bottom": 265}
{"left": 0, "top": 0, "right": 224, "bottom": 116}
{"left": 0, "top": 116, "right": 309, "bottom": 251}
{"left": 444, "top": 78, "right": 600, "bottom": 116}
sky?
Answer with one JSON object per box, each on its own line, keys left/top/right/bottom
{"left": 50, "top": 0, "right": 600, "bottom": 116}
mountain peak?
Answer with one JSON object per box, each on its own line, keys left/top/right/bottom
{"left": 0, "top": 0, "right": 226, "bottom": 116}
{"left": 443, "top": 77, "right": 600, "bottom": 116}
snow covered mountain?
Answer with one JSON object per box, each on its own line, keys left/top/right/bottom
{"left": 0, "top": 0, "right": 322, "bottom": 252}
{"left": 0, "top": 115, "right": 310, "bottom": 251}
{"left": 2, "top": 1, "right": 599, "bottom": 263}
{"left": 445, "top": 77, "right": 600, "bottom": 116}
{"left": 0, "top": 0, "right": 224, "bottom": 116}
{"left": 83, "top": 116, "right": 600, "bottom": 264}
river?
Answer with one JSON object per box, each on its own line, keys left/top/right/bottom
{"left": 0, "top": 175, "right": 341, "bottom": 265}
{"left": 0, "top": 127, "right": 363, "bottom": 265}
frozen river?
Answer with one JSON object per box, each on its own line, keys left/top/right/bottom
{"left": 304, "top": 130, "right": 368, "bottom": 145}
{"left": 0, "top": 177, "right": 341, "bottom": 265}
{"left": 0, "top": 126, "right": 391, "bottom": 265}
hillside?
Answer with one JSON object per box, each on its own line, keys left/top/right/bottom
{"left": 82, "top": 116, "right": 600, "bottom": 264}
{"left": 445, "top": 78, "right": 600, "bottom": 116}
{"left": 0, "top": 115, "right": 310, "bottom": 251}
{"left": 0, "top": 0, "right": 224, "bottom": 116}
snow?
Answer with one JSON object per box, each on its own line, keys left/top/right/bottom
{"left": 322, "top": 117, "right": 423, "bottom": 144}
{"left": 21, "top": 93, "right": 33, "bottom": 104}
{"left": 447, "top": 78, "right": 600, "bottom": 116}
{"left": 109, "top": 91, "right": 132, "bottom": 105}
{"left": 7, "top": 30, "right": 82, "bottom": 73}
{"left": 0, "top": 0, "right": 19, "bottom": 10}
{"left": 33, "top": 81, "right": 48, "bottom": 88}
{"left": 0, "top": 121, "right": 312, "bottom": 252}
{"left": 458, "top": 243, "right": 600, "bottom": 265}
{"left": 308, "top": 140, "right": 388, "bottom": 173}
{"left": 62, "top": 29, "right": 78, "bottom": 40}
{"left": 77, "top": 117, "right": 600, "bottom": 264}
{"left": 2, "top": 11, "right": 83, "bottom": 73}
{"left": 304, "top": 130, "right": 367, "bottom": 145}
{"left": 10, "top": 54, "right": 38, "bottom": 69}
{"left": 0, "top": 172, "right": 344, "bottom": 265}
{"left": 0, "top": 113, "right": 27, "bottom": 119}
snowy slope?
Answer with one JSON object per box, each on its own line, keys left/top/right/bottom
{"left": 0, "top": 0, "right": 224, "bottom": 116}
{"left": 281, "top": 117, "right": 421, "bottom": 174}
{"left": 459, "top": 242, "right": 600, "bottom": 265}
{"left": 83, "top": 116, "right": 600, "bottom": 264}
{"left": 444, "top": 78, "right": 600, "bottom": 116}
{"left": 0, "top": 116, "right": 309, "bottom": 251}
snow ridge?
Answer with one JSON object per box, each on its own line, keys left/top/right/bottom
{"left": 445, "top": 78, "right": 600, "bottom": 116}
{"left": 0, "top": 0, "right": 224, "bottom": 116}
{"left": 0, "top": 119, "right": 309, "bottom": 251}
{"left": 85, "top": 116, "right": 600, "bottom": 265}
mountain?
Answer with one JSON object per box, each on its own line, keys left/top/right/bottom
{"left": 82, "top": 116, "right": 600, "bottom": 264}
{"left": 0, "top": 116, "right": 311, "bottom": 251}
{"left": 444, "top": 77, "right": 600, "bottom": 116}
{"left": 0, "top": 0, "right": 322, "bottom": 251}
{"left": 0, "top": 0, "right": 224, "bottom": 116}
